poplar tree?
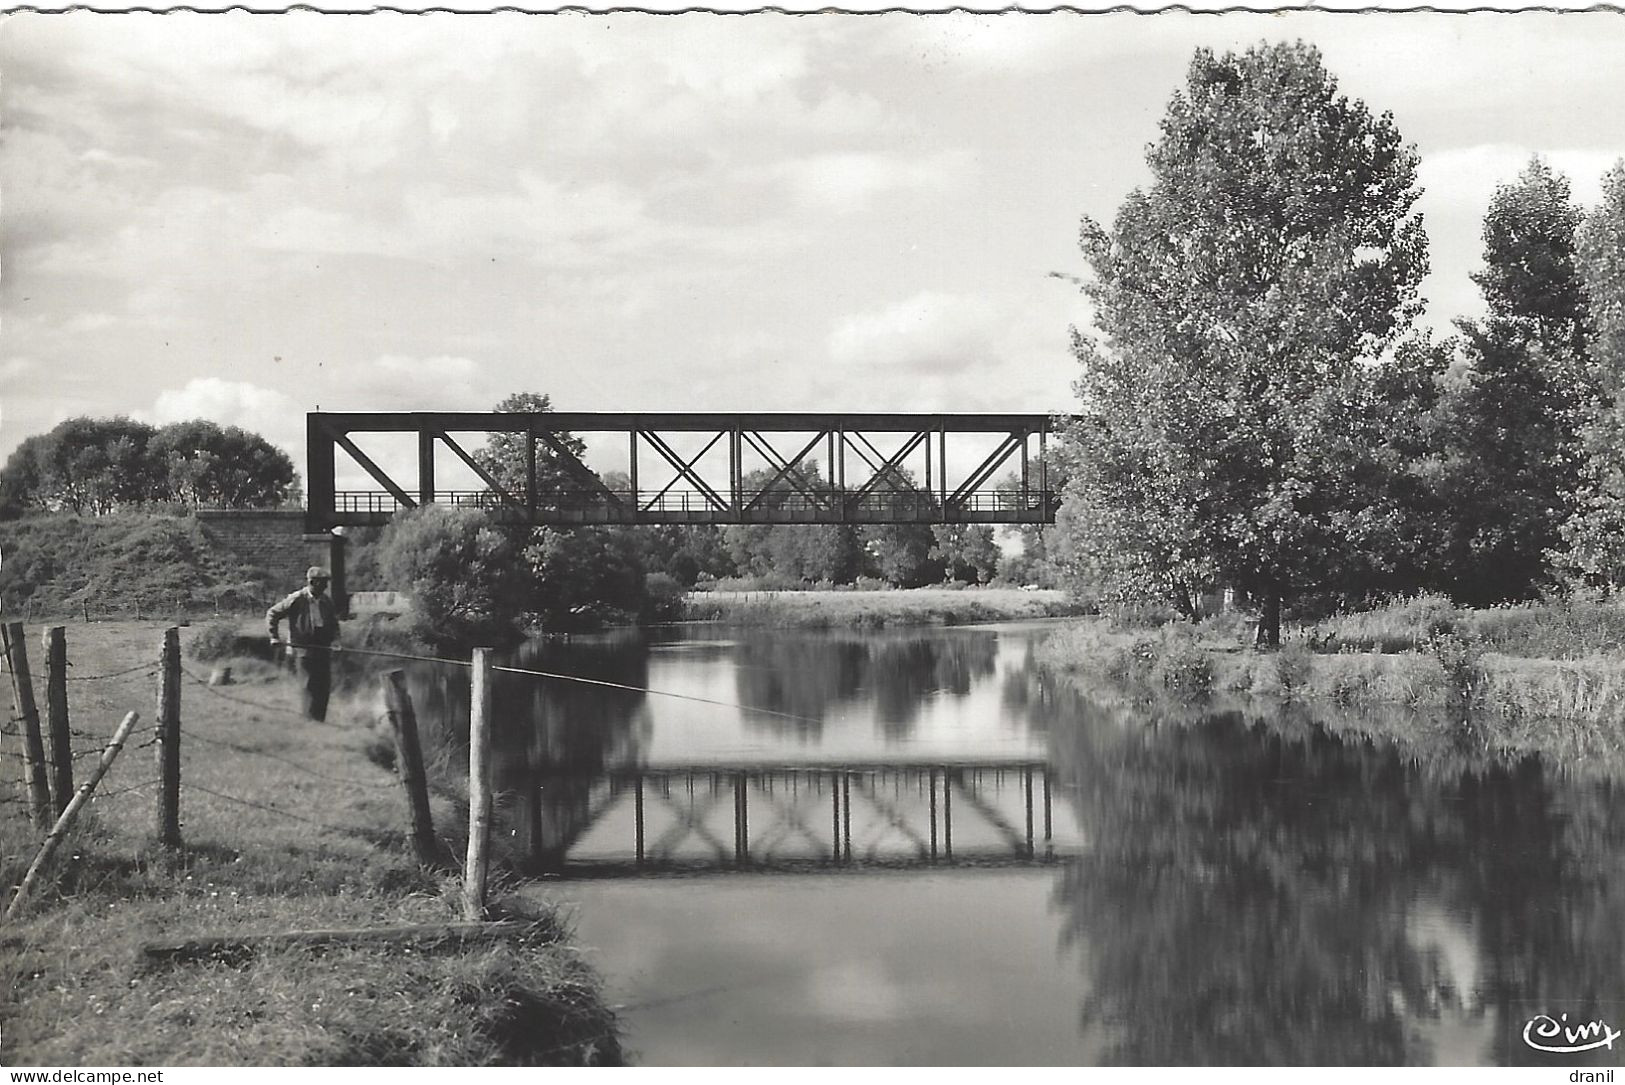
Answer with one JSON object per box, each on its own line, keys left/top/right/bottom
{"left": 1066, "top": 42, "right": 1427, "bottom": 642}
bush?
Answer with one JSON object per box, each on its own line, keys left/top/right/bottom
{"left": 642, "top": 572, "right": 686, "bottom": 623}
{"left": 1427, "top": 632, "right": 1487, "bottom": 711}
{"left": 1150, "top": 633, "right": 1214, "bottom": 696}
{"left": 189, "top": 619, "right": 251, "bottom": 662}
{"left": 375, "top": 506, "right": 529, "bottom": 651}
{"left": 1305, "top": 594, "right": 1459, "bottom": 653}
{"left": 1274, "top": 640, "right": 1315, "bottom": 697}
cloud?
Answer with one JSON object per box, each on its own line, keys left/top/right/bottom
{"left": 829, "top": 291, "right": 1000, "bottom": 377}
{"left": 148, "top": 377, "right": 303, "bottom": 432}
{"left": 768, "top": 151, "right": 970, "bottom": 213}
{"left": 143, "top": 378, "right": 306, "bottom": 475}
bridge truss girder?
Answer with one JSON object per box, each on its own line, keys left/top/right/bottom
{"left": 305, "top": 411, "right": 1059, "bottom": 529}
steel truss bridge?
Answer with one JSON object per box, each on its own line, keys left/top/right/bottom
{"left": 305, "top": 411, "right": 1059, "bottom": 529}
{"left": 508, "top": 759, "right": 1077, "bottom": 877}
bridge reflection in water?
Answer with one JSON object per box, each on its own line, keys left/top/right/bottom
{"left": 509, "top": 760, "right": 1075, "bottom": 876}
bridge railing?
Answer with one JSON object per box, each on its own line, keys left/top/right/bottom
{"left": 332, "top": 488, "right": 1059, "bottom": 521}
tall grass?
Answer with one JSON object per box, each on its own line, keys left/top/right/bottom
{"left": 0, "top": 619, "right": 622, "bottom": 1066}
{"left": 684, "top": 587, "right": 1087, "bottom": 627}
{"left": 1309, "top": 594, "right": 1625, "bottom": 660}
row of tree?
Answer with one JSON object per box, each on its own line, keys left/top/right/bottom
{"left": 0, "top": 416, "right": 298, "bottom": 516}
{"left": 1059, "top": 41, "right": 1625, "bottom": 642}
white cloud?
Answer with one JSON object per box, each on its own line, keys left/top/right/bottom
{"left": 148, "top": 377, "right": 302, "bottom": 432}
{"left": 829, "top": 291, "right": 1000, "bottom": 376}
{"left": 143, "top": 378, "right": 306, "bottom": 476}
{"left": 770, "top": 151, "right": 970, "bottom": 213}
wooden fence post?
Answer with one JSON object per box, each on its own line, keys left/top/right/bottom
{"left": 3, "top": 622, "right": 52, "bottom": 828}
{"left": 155, "top": 627, "right": 181, "bottom": 850}
{"left": 42, "top": 627, "right": 73, "bottom": 816}
{"left": 4, "top": 711, "right": 139, "bottom": 923}
{"left": 463, "top": 648, "right": 493, "bottom": 921}
{"left": 382, "top": 670, "right": 437, "bottom": 866}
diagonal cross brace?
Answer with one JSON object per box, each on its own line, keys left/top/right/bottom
{"left": 330, "top": 429, "right": 417, "bottom": 509}
{"left": 641, "top": 430, "right": 728, "bottom": 512}
{"left": 847, "top": 431, "right": 929, "bottom": 501}
{"left": 742, "top": 431, "right": 829, "bottom": 512}
{"left": 531, "top": 428, "right": 627, "bottom": 511}
{"left": 647, "top": 789, "right": 732, "bottom": 860}
{"left": 949, "top": 432, "right": 1024, "bottom": 505}
{"left": 746, "top": 779, "right": 833, "bottom": 858}
{"left": 436, "top": 431, "right": 523, "bottom": 511}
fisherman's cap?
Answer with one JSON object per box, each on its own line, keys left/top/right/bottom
{"left": 306, "top": 566, "right": 330, "bottom": 581}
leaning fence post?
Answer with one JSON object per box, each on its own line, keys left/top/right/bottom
{"left": 3, "top": 622, "right": 52, "bottom": 828}
{"left": 4, "top": 711, "right": 140, "bottom": 923}
{"left": 382, "top": 670, "right": 437, "bottom": 866}
{"left": 155, "top": 627, "right": 181, "bottom": 850}
{"left": 463, "top": 648, "right": 494, "bottom": 920}
{"left": 42, "top": 627, "right": 73, "bottom": 816}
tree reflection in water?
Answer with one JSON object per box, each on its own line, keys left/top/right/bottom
{"left": 730, "top": 630, "right": 998, "bottom": 740}
{"left": 1028, "top": 683, "right": 1625, "bottom": 1066}
{"left": 405, "top": 631, "right": 653, "bottom": 872}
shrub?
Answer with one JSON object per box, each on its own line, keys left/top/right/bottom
{"left": 1274, "top": 640, "right": 1315, "bottom": 697}
{"left": 189, "top": 619, "right": 250, "bottom": 662}
{"left": 375, "top": 506, "right": 529, "bottom": 650}
{"left": 1304, "top": 594, "right": 1460, "bottom": 653}
{"left": 1427, "top": 632, "right": 1487, "bottom": 712}
{"left": 641, "top": 572, "right": 686, "bottom": 623}
{"left": 1150, "top": 634, "right": 1214, "bottom": 696}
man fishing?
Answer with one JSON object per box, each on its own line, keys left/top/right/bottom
{"left": 266, "top": 565, "right": 341, "bottom": 721}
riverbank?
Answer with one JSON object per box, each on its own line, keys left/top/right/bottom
{"left": 0, "top": 619, "right": 621, "bottom": 1066}
{"left": 683, "top": 586, "right": 1088, "bottom": 628}
{"left": 1033, "top": 605, "right": 1625, "bottom": 763}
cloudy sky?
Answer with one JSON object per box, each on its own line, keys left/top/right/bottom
{"left": 4, "top": 12, "right": 1624, "bottom": 488}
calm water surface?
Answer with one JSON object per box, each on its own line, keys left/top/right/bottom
{"left": 412, "top": 622, "right": 1625, "bottom": 1066}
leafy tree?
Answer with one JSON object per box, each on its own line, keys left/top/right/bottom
{"left": 857, "top": 466, "right": 941, "bottom": 587}
{"left": 929, "top": 524, "right": 1000, "bottom": 584}
{"left": 526, "top": 527, "right": 650, "bottom": 629}
{"left": 1561, "top": 162, "right": 1625, "bottom": 585}
{"left": 1436, "top": 159, "right": 1594, "bottom": 603}
{"left": 0, "top": 434, "right": 52, "bottom": 519}
{"left": 474, "top": 392, "right": 590, "bottom": 506}
{"left": 24, "top": 417, "right": 162, "bottom": 514}
{"left": 148, "top": 420, "right": 296, "bottom": 508}
{"left": 0, "top": 416, "right": 294, "bottom": 515}
{"left": 375, "top": 505, "right": 529, "bottom": 649}
{"left": 1360, "top": 333, "right": 1458, "bottom": 597}
{"left": 1064, "top": 42, "right": 1427, "bottom": 641}
{"left": 860, "top": 522, "right": 940, "bottom": 586}
{"left": 722, "top": 465, "right": 864, "bottom": 584}
{"left": 994, "top": 454, "right": 1071, "bottom": 588}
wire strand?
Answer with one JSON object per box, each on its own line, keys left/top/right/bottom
{"left": 66, "top": 662, "right": 160, "bottom": 682}
{"left": 178, "top": 665, "right": 316, "bottom": 722}
{"left": 494, "top": 663, "right": 826, "bottom": 726}
{"left": 183, "top": 781, "right": 367, "bottom": 833}
{"left": 185, "top": 729, "right": 397, "bottom": 789}
{"left": 316, "top": 642, "right": 825, "bottom": 727}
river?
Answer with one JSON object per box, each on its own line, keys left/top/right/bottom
{"left": 409, "top": 621, "right": 1625, "bottom": 1066}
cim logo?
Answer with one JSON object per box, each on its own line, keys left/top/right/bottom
{"left": 1523, "top": 1013, "right": 1622, "bottom": 1056}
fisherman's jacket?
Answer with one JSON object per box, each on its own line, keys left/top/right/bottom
{"left": 266, "top": 588, "right": 340, "bottom": 648}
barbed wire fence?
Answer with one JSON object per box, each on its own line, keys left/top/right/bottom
{"left": 2, "top": 615, "right": 829, "bottom": 924}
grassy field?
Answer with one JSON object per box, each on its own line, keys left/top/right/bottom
{"left": 0, "top": 619, "right": 620, "bottom": 1066}
{"left": 683, "top": 586, "right": 1088, "bottom": 627}
{"left": 1035, "top": 605, "right": 1625, "bottom": 762}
